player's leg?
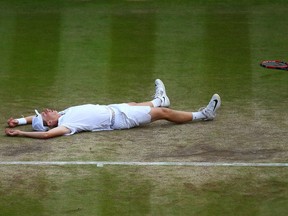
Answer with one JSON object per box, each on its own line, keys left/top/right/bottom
{"left": 149, "top": 107, "right": 193, "bottom": 123}
{"left": 127, "top": 79, "right": 170, "bottom": 108}
{"left": 149, "top": 94, "right": 221, "bottom": 123}
{"left": 127, "top": 101, "right": 154, "bottom": 107}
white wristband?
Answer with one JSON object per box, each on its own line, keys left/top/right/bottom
{"left": 16, "top": 118, "right": 27, "bottom": 125}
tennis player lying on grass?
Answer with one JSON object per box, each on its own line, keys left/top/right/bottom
{"left": 5, "top": 79, "right": 221, "bottom": 139}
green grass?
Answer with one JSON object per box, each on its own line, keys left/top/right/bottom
{"left": 0, "top": 166, "right": 288, "bottom": 215}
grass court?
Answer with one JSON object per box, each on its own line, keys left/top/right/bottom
{"left": 0, "top": 0, "right": 288, "bottom": 215}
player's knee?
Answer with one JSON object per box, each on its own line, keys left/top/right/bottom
{"left": 150, "top": 107, "right": 171, "bottom": 121}
{"left": 159, "top": 107, "right": 172, "bottom": 117}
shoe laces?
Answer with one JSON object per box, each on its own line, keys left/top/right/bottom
{"left": 199, "top": 106, "right": 215, "bottom": 119}
{"left": 153, "top": 88, "right": 164, "bottom": 99}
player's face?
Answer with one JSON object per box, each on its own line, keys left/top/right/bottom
{"left": 41, "top": 108, "right": 59, "bottom": 127}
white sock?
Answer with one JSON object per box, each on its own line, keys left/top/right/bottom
{"left": 151, "top": 98, "right": 161, "bottom": 107}
{"left": 192, "top": 111, "right": 206, "bottom": 121}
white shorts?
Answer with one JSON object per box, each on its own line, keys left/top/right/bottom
{"left": 108, "top": 103, "right": 151, "bottom": 130}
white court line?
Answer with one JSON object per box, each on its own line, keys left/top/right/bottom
{"left": 0, "top": 161, "right": 288, "bottom": 167}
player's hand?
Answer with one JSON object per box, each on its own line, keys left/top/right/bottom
{"left": 7, "top": 118, "right": 18, "bottom": 128}
{"left": 5, "top": 128, "right": 21, "bottom": 136}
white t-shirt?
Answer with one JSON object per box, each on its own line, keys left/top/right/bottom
{"left": 58, "top": 104, "right": 112, "bottom": 135}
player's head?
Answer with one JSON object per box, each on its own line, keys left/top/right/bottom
{"left": 32, "top": 109, "right": 60, "bottom": 131}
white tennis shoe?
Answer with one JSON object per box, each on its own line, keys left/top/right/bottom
{"left": 154, "top": 79, "right": 170, "bottom": 107}
{"left": 200, "top": 94, "right": 221, "bottom": 120}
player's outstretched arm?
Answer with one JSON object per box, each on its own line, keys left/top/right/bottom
{"left": 5, "top": 126, "right": 70, "bottom": 139}
{"left": 7, "top": 115, "right": 34, "bottom": 128}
